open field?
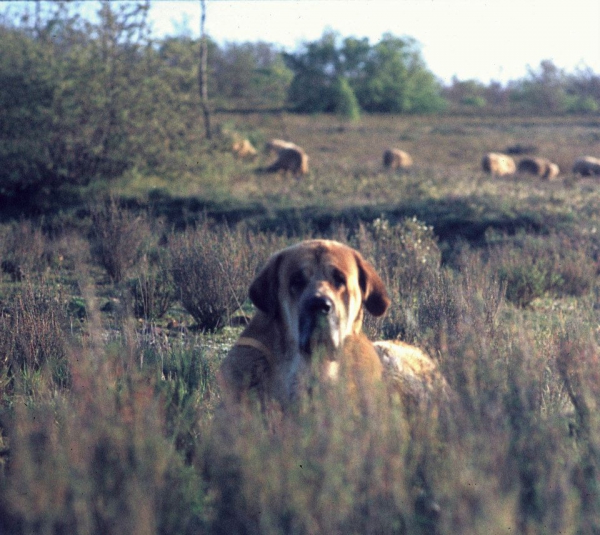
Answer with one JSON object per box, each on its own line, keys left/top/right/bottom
{"left": 2, "top": 114, "right": 600, "bottom": 534}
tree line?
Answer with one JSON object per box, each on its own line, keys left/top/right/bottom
{"left": 1, "top": 1, "right": 599, "bottom": 205}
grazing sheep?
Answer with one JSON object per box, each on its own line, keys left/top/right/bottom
{"left": 232, "top": 138, "right": 258, "bottom": 160}
{"left": 573, "top": 156, "right": 600, "bottom": 176}
{"left": 481, "top": 152, "right": 516, "bottom": 176}
{"left": 265, "top": 138, "right": 299, "bottom": 155}
{"left": 517, "top": 157, "right": 560, "bottom": 179}
{"left": 383, "top": 148, "right": 413, "bottom": 170}
{"left": 546, "top": 163, "right": 560, "bottom": 180}
{"left": 265, "top": 146, "right": 309, "bottom": 177}
{"left": 506, "top": 143, "right": 538, "bottom": 155}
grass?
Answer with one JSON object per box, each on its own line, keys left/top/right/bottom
{"left": 1, "top": 113, "right": 600, "bottom": 533}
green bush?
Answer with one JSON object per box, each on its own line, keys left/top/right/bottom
{"left": 333, "top": 76, "right": 361, "bottom": 122}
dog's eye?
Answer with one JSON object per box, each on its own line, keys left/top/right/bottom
{"left": 289, "top": 272, "right": 307, "bottom": 293}
{"left": 332, "top": 269, "right": 346, "bottom": 289}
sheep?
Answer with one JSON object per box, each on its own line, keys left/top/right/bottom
{"left": 481, "top": 152, "right": 516, "bottom": 176}
{"left": 265, "top": 146, "right": 309, "bottom": 177}
{"left": 265, "top": 138, "right": 299, "bottom": 155}
{"left": 383, "top": 148, "right": 413, "bottom": 170}
{"left": 517, "top": 157, "right": 560, "bottom": 179}
{"left": 232, "top": 138, "right": 258, "bottom": 160}
{"left": 572, "top": 156, "right": 600, "bottom": 176}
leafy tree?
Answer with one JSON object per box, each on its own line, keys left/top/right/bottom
{"left": 509, "top": 60, "right": 571, "bottom": 113}
{"left": 354, "top": 34, "right": 445, "bottom": 113}
{"left": 0, "top": 26, "right": 57, "bottom": 201}
{"left": 284, "top": 31, "right": 445, "bottom": 114}
{"left": 212, "top": 41, "right": 293, "bottom": 109}
{"left": 332, "top": 76, "right": 361, "bottom": 122}
{"left": 284, "top": 30, "right": 341, "bottom": 113}
{"left": 0, "top": 1, "right": 180, "bottom": 205}
{"left": 443, "top": 77, "right": 488, "bottom": 108}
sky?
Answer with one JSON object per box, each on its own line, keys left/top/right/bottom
{"left": 3, "top": 0, "right": 600, "bottom": 85}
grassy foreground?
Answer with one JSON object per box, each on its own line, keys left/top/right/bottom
{"left": 1, "top": 114, "right": 600, "bottom": 534}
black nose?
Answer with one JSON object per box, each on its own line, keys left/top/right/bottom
{"left": 299, "top": 296, "right": 334, "bottom": 355}
{"left": 306, "top": 296, "right": 332, "bottom": 315}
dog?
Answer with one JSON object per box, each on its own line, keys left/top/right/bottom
{"left": 218, "top": 239, "right": 452, "bottom": 416}
{"left": 218, "top": 239, "right": 390, "bottom": 409}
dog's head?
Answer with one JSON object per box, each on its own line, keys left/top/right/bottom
{"left": 249, "top": 240, "right": 390, "bottom": 361}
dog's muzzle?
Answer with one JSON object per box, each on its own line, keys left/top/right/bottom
{"left": 298, "top": 295, "right": 338, "bottom": 357}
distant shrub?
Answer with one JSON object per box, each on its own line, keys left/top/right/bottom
{"left": 129, "top": 249, "right": 176, "bottom": 321}
{"left": 0, "top": 281, "right": 69, "bottom": 389}
{"left": 491, "top": 233, "right": 596, "bottom": 307}
{"left": 169, "top": 222, "right": 254, "bottom": 330}
{"left": 460, "top": 95, "right": 487, "bottom": 108}
{"left": 0, "top": 220, "right": 47, "bottom": 280}
{"left": 90, "top": 200, "right": 151, "bottom": 283}
{"left": 333, "top": 76, "right": 361, "bottom": 122}
{"left": 129, "top": 271, "right": 176, "bottom": 322}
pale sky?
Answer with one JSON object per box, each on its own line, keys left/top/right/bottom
{"left": 3, "top": 0, "right": 600, "bottom": 85}
{"left": 149, "top": 0, "right": 600, "bottom": 84}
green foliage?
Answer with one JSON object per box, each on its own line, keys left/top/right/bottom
{"left": 285, "top": 31, "right": 445, "bottom": 114}
{"left": 212, "top": 41, "right": 293, "bottom": 109}
{"left": 332, "top": 76, "right": 361, "bottom": 122}
{"left": 354, "top": 34, "right": 446, "bottom": 113}
{"left": 0, "top": 26, "right": 57, "bottom": 201}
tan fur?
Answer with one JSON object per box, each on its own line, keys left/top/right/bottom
{"left": 482, "top": 152, "right": 516, "bottom": 176}
{"left": 218, "top": 240, "right": 389, "bottom": 409}
{"left": 265, "top": 146, "right": 309, "bottom": 177}
{"left": 373, "top": 341, "right": 451, "bottom": 413}
{"left": 383, "top": 148, "right": 413, "bottom": 170}
{"left": 573, "top": 156, "right": 600, "bottom": 176}
{"left": 232, "top": 138, "right": 258, "bottom": 160}
{"left": 517, "top": 157, "right": 560, "bottom": 179}
{"left": 219, "top": 240, "right": 452, "bottom": 416}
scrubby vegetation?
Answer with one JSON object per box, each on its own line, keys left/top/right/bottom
{"left": 2, "top": 183, "right": 600, "bottom": 533}
{"left": 2, "top": 2, "right": 600, "bottom": 534}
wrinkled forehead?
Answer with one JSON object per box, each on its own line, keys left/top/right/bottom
{"left": 280, "top": 241, "right": 358, "bottom": 279}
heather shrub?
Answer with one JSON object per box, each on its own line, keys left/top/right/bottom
{"left": 490, "top": 233, "right": 596, "bottom": 307}
{"left": 205, "top": 378, "right": 424, "bottom": 535}
{"left": 0, "top": 280, "right": 69, "bottom": 390}
{"left": 0, "top": 348, "right": 205, "bottom": 535}
{"left": 90, "top": 200, "right": 152, "bottom": 283}
{"left": 129, "top": 250, "right": 176, "bottom": 321}
{"left": 0, "top": 220, "right": 47, "bottom": 281}
{"left": 356, "top": 217, "right": 442, "bottom": 343}
{"left": 147, "top": 343, "right": 220, "bottom": 462}
{"left": 169, "top": 222, "right": 254, "bottom": 330}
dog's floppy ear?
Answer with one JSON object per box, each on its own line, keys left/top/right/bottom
{"left": 249, "top": 251, "right": 283, "bottom": 316}
{"left": 354, "top": 252, "right": 390, "bottom": 317}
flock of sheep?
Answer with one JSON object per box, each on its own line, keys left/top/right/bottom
{"left": 232, "top": 136, "right": 600, "bottom": 179}
{"left": 481, "top": 152, "right": 600, "bottom": 178}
